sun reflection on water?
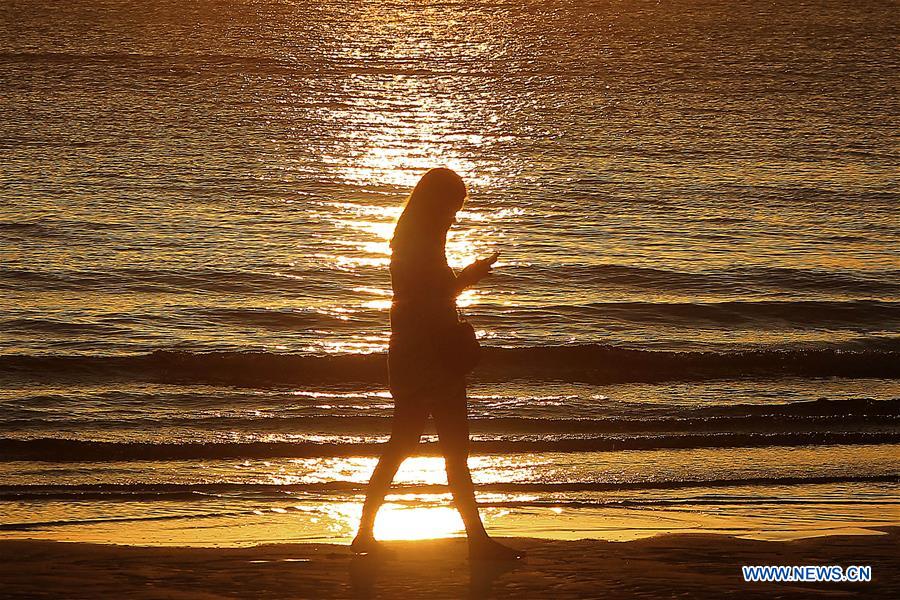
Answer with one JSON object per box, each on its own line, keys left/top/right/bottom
{"left": 318, "top": 501, "right": 466, "bottom": 541}
{"left": 275, "top": 36, "right": 515, "bottom": 386}
{"left": 304, "top": 45, "right": 515, "bottom": 284}
{"left": 310, "top": 338, "right": 388, "bottom": 354}
{"left": 256, "top": 455, "right": 540, "bottom": 489}
{"left": 373, "top": 504, "right": 466, "bottom": 540}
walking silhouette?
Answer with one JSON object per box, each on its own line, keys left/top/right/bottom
{"left": 352, "top": 168, "right": 522, "bottom": 561}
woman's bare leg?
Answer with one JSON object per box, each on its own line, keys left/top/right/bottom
{"left": 432, "top": 389, "right": 487, "bottom": 540}
{"left": 353, "top": 398, "right": 427, "bottom": 550}
{"left": 432, "top": 383, "right": 523, "bottom": 560}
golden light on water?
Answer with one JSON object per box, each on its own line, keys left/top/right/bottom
{"left": 319, "top": 501, "right": 465, "bottom": 541}
{"left": 336, "top": 142, "right": 483, "bottom": 190}
{"left": 262, "top": 456, "right": 513, "bottom": 540}
{"left": 313, "top": 338, "right": 388, "bottom": 354}
{"left": 6, "top": 448, "right": 900, "bottom": 547}
{"left": 334, "top": 255, "right": 390, "bottom": 269}
{"left": 373, "top": 504, "right": 466, "bottom": 540}
{"left": 311, "top": 190, "right": 505, "bottom": 323}
{"left": 329, "top": 88, "right": 497, "bottom": 192}
{"left": 340, "top": 218, "right": 397, "bottom": 242}
{"left": 361, "top": 298, "right": 393, "bottom": 310}
{"left": 303, "top": 56, "right": 516, "bottom": 288}
{"left": 328, "top": 203, "right": 500, "bottom": 271}
{"left": 275, "top": 455, "right": 541, "bottom": 487}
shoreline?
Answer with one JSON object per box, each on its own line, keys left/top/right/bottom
{"left": 2, "top": 528, "right": 897, "bottom": 598}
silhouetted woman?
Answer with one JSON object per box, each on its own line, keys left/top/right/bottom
{"left": 352, "top": 168, "right": 522, "bottom": 561}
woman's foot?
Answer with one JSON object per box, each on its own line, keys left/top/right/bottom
{"left": 468, "top": 537, "right": 525, "bottom": 561}
{"left": 350, "top": 533, "right": 395, "bottom": 558}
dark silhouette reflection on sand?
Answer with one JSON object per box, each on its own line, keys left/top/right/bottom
{"left": 348, "top": 554, "right": 378, "bottom": 599}
{"left": 348, "top": 546, "right": 521, "bottom": 599}
{"left": 468, "top": 557, "right": 521, "bottom": 599}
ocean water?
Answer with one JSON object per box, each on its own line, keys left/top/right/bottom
{"left": 1, "top": 0, "right": 898, "bottom": 544}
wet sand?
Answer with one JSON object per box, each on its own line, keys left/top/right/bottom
{"left": 1, "top": 529, "right": 897, "bottom": 599}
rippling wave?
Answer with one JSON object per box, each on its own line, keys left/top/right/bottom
{"left": 5, "top": 264, "right": 900, "bottom": 296}
{"left": 4, "top": 431, "right": 898, "bottom": 462}
{"left": 5, "top": 398, "right": 898, "bottom": 433}
{"left": 3, "top": 475, "right": 898, "bottom": 505}
{"left": 3, "top": 344, "right": 898, "bottom": 385}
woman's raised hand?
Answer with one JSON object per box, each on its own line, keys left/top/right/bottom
{"left": 457, "top": 251, "right": 500, "bottom": 290}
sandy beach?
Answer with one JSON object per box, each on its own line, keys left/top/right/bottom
{"left": 1, "top": 529, "right": 897, "bottom": 599}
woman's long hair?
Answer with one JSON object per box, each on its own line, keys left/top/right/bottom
{"left": 390, "top": 168, "right": 467, "bottom": 257}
